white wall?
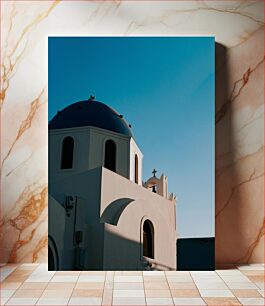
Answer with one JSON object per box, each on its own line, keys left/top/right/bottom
{"left": 89, "top": 127, "right": 131, "bottom": 179}
{"left": 48, "top": 126, "right": 90, "bottom": 182}
{"left": 49, "top": 166, "right": 177, "bottom": 270}
{"left": 101, "top": 167, "right": 176, "bottom": 270}
{"left": 49, "top": 125, "right": 144, "bottom": 184}
{"left": 129, "top": 138, "right": 143, "bottom": 185}
{"left": 49, "top": 126, "right": 133, "bottom": 181}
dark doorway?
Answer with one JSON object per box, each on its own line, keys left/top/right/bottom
{"left": 143, "top": 220, "right": 154, "bottom": 259}
{"left": 61, "top": 136, "right": 74, "bottom": 169}
{"left": 48, "top": 245, "right": 55, "bottom": 270}
{"left": 104, "top": 139, "right": 116, "bottom": 172}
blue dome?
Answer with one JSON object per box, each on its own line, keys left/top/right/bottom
{"left": 49, "top": 100, "right": 134, "bottom": 138}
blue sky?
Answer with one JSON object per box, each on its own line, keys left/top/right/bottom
{"left": 48, "top": 37, "right": 215, "bottom": 238}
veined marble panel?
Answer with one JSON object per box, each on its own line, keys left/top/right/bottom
{"left": 0, "top": 1, "right": 264, "bottom": 263}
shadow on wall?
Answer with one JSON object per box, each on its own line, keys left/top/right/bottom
{"left": 48, "top": 226, "right": 176, "bottom": 271}
{"left": 215, "top": 42, "right": 229, "bottom": 264}
{"left": 103, "top": 229, "right": 146, "bottom": 271}
{"left": 215, "top": 42, "right": 249, "bottom": 264}
{"left": 104, "top": 229, "right": 176, "bottom": 271}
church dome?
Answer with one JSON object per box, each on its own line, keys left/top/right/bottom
{"left": 49, "top": 100, "right": 134, "bottom": 138}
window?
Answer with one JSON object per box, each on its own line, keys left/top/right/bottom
{"left": 143, "top": 219, "right": 154, "bottom": 259}
{"left": 104, "top": 139, "right": 116, "bottom": 172}
{"left": 61, "top": 136, "right": 74, "bottom": 169}
{"left": 134, "top": 154, "right": 138, "bottom": 184}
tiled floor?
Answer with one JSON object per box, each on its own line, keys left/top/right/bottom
{"left": 0, "top": 264, "right": 264, "bottom": 305}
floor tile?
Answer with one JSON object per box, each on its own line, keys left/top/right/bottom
{"left": 190, "top": 272, "right": 216, "bottom": 276}
{"left": 203, "top": 297, "right": 242, "bottom": 305}
{"left": 237, "top": 264, "right": 264, "bottom": 271}
{"left": 143, "top": 271, "right": 165, "bottom": 276}
{"left": 167, "top": 276, "right": 193, "bottom": 283}
{"left": 78, "top": 275, "right": 105, "bottom": 282}
{"left": 144, "top": 276, "right": 167, "bottom": 282}
{"left": 254, "top": 282, "right": 264, "bottom": 290}
{"left": 25, "top": 276, "right": 54, "bottom": 283}
{"left": 195, "top": 282, "right": 228, "bottom": 290}
{"left": 114, "top": 276, "right": 143, "bottom": 283}
{"left": 74, "top": 282, "right": 104, "bottom": 289}
{"left": 173, "top": 297, "right": 206, "bottom": 305}
{"left": 6, "top": 297, "right": 38, "bottom": 305}
{"left": 144, "top": 282, "right": 169, "bottom": 290}
{"left": 40, "top": 289, "right": 72, "bottom": 298}
{"left": 114, "top": 282, "right": 144, "bottom": 290}
{"left": 36, "top": 298, "right": 69, "bottom": 305}
{"left": 1, "top": 297, "right": 10, "bottom": 305}
{"left": 170, "top": 289, "right": 200, "bottom": 297}
{"left": 225, "top": 282, "right": 258, "bottom": 289}
{"left": 232, "top": 289, "right": 262, "bottom": 298}
{"left": 45, "top": 282, "right": 76, "bottom": 290}
{"left": 12, "top": 289, "right": 44, "bottom": 298}
{"left": 112, "top": 296, "right": 146, "bottom": 305}
{"left": 165, "top": 271, "right": 190, "bottom": 276}
{"left": 216, "top": 270, "right": 245, "bottom": 276}
{"left": 102, "top": 289, "right": 112, "bottom": 305}
{"left": 50, "top": 275, "right": 78, "bottom": 282}
{"left": 68, "top": 297, "right": 102, "bottom": 305}
{"left": 199, "top": 289, "right": 234, "bottom": 297}
{"left": 191, "top": 274, "right": 223, "bottom": 279}
{"left": 238, "top": 297, "right": 265, "bottom": 305}
{"left": 219, "top": 275, "right": 250, "bottom": 282}
{"left": 19, "top": 282, "right": 48, "bottom": 290}
{"left": 0, "top": 289, "right": 15, "bottom": 298}
{"left": 115, "top": 271, "right": 142, "bottom": 276}
{"left": 113, "top": 289, "right": 145, "bottom": 297}
{"left": 258, "top": 290, "right": 264, "bottom": 297}
{"left": 168, "top": 282, "right": 197, "bottom": 289}
{"left": 145, "top": 290, "right": 172, "bottom": 298}
{"left": 0, "top": 282, "right": 22, "bottom": 290}
{"left": 55, "top": 271, "right": 80, "bottom": 275}
{"left": 81, "top": 271, "right": 106, "bottom": 275}
{"left": 0, "top": 265, "right": 19, "bottom": 282}
{"left": 1, "top": 263, "right": 264, "bottom": 305}
{"left": 240, "top": 270, "right": 264, "bottom": 276}
{"left": 3, "top": 275, "right": 28, "bottom": 283}
{"left": 71, "top": 289, "right": 103, "bottom": 297}
{"left": 247, "top": 275, "right": 264, "bottom": 282}
{"left": 146, "top": 297, "right": 174, "bottom": 305}
{"left": 18, "top": 264, "right": 39, "bottom": 270}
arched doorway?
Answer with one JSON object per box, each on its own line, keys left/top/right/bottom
{"left": 48, "top": 236, "right": 59, "bottom": 271}
{"left": 104, "top": 139, "right": 116, "bottom": 172}
{"left": 143, "top": 219, "right": 154, "bottom": 259}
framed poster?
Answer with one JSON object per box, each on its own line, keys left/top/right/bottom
{"left": 48, "top": 37, "right": 214, "bottom": 271}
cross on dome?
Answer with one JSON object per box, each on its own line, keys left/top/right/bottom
{"left": 152, "top": 169, "right": 157, "bottom": 177}
{"left": 88, "top": 94, "right": 95, "bottom": 101}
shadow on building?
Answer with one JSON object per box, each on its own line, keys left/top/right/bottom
{"left": 177, "top": 237, "right": 215, "bottom": 271}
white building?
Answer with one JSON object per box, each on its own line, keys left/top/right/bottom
{"left": 48, "top": 97, "right": 177, "bottom": 270}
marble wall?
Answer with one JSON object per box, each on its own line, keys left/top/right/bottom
{"left": 1, "top": 1, "right": 264, "bottom": 264}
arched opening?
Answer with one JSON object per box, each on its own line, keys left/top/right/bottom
{"left": 61, "top": 136, "right": 74, "bottom": 169}
{"left": 48, "top": 245, "right": 55, "bottom": 270}
{"left": 134, "top": 154, "right": 138, "bottom": 184}
{"left": 143, "top": 219, "right": 154, "bottom": 259}
{"left": 48, "top": 236, "right": 59, "bottom": 271}
{"left": 104, "top": 139, "right": 116, "bottom": 172}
